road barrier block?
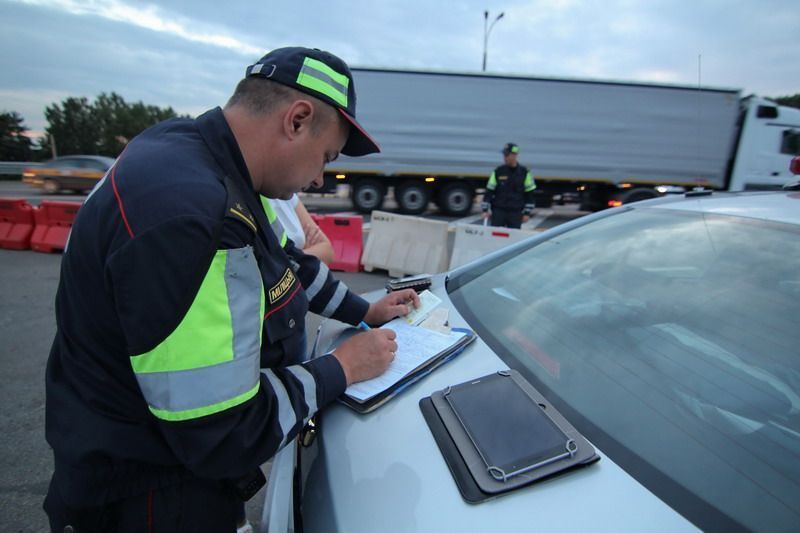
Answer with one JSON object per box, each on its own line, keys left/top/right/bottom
{"left": 316, "top": 215, "right": 363, "bottom": 272}
{"left": 362, "top": 211, "right": 449, "bottom": 277}
{"left": 449, "top": 223, "right": 535, "bottom": 270}
{"left": 0, "top": 198, "right": 35, "bottom": 250}
{"left": 30, "top": 201, "right": 81, "bottom": 253}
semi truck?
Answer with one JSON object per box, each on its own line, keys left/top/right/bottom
{"left": 317, "top": 67, "right": 800, "bottom": 215}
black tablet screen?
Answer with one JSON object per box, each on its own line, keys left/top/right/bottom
{"left": 445, "top": 374, "right": 568, "bottom": 475}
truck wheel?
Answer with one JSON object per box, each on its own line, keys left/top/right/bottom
{"left": 350, "top": 179, "right": 386, "bottom": 213}
{"left": 438, "top": 183, "right": 474, "bottom": 216}
{"left": 395, "top": 182, "right": 430, "bottom": 215}
{"left": 42, "top": 179, "right": 61, "bottom": 194}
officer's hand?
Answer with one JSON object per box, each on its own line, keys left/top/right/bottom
{"left": 481, "top": 211, "right": 490, "bottom": 219}
{"left": 333, "top": 329, "right": 398, "bottom": 385}
{"left": 363, "top": 289, "right": 420, "bottom": 325}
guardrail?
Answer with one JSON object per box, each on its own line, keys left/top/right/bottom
{"left": 0, "top": 162, "right": 42, "bottom": 176}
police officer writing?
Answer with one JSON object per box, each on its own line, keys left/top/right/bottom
{"left": 44, "top": 46, "right": 420, "bottom": 532}
{"left": 481, "top": 142, "right": 537, "bottom": 228}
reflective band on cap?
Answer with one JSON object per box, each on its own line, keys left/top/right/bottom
{"left": 296, "top": 57, "right": 349, "bottom": 107}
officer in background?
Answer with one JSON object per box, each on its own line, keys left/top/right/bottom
{"left": 43, "top": 46, "right": 419, "bottom": 532}
{"left": 481, "top": 142, "right": 536, "bottom": 228}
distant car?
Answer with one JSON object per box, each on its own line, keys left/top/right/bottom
{"left": 22, "top": 155, "right": 115, "bottom": 194}
{"left": 260, "top": 190, "right": 800, "bottom": 532}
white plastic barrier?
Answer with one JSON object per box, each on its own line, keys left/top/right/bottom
{"left": 361, "top": 211, "right": 450, "bottom": 277}
{"left": 449, "top": 223, "right": 535, "bottom": 270}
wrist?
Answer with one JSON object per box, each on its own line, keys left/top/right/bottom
{"left": 330, "top": 349, "right": 353, "bottom": 387}
{"left": 362, "top": 304, "right": 376, "bottom": 326}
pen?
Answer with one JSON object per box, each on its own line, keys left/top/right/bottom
{"left": 358, "top": 321, "right": 370, "bottom": 331}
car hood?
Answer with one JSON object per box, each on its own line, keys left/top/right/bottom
{"left": 300, "top": 277, "right": 697, "bottom": 532}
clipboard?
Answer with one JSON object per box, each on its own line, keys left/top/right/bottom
{"left": 420, "top": 370, "right": 599, "bottom": 503}
{"left": 339, "top": 325, "right": 476, "bottom": 414}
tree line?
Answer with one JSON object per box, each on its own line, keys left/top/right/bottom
{"left": 2, "top": 91, "right": 800, "bottom": 162}
{"left": 1, "top": 92, "right": 185, "bottom": 161}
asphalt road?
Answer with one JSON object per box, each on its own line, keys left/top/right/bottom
{"left": 0, "top": 179, "right": 588, "bottom": 530}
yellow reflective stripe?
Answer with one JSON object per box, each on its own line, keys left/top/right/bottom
{"left": 132, "top": 246, "right": 264, "bottom": 421}
{"left": 260, "top": 195, "right": 277, "bottom": 223}
{"left": 524, "top": 171, "right": 537, "bottom": 191}
{"left": 149, "top": 382, "right": 260, "bottom": 422}
{"left": 487, "top": 171, "right": 497, "bottom": 190}
{"left": 260, "top": 196, "right": 288, "bottom": 245}
{"left": 303, "top": 57, "right": 349, "bottom": 88}
{"left": 296, "top": 57, "right": 349, "bottom": 107}
{"left": 131, "top": 252, "right": 233, "bottom": 373}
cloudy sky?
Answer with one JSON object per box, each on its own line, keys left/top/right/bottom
{"left": 1, "top": 0, "right": 798, "bottom": 137}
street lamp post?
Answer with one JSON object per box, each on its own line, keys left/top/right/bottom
{"left": 482, "top": 10, "right": 505, "bottom": 72}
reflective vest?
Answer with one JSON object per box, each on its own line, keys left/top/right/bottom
{"left": 482, "top": 163, "right": 536, "bottom": 214}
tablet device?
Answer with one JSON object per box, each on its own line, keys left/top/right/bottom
{"left": 443, "top": 372, "right": 576, "bottom": 481}
{"left": 427, "top": 370, "right": 598, "bottom": 497}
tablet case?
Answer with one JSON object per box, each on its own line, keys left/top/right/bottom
{"left": 421, "top": 370, "right": 600, "bottom": 503}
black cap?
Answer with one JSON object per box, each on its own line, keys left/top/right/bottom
{"left": 502, "top": 142, "right": 520, "bottom": 155}
{"left": 245, "top": 47, "right": 380, "bottom": 157}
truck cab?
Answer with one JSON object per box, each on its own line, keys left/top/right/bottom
{"left": 728, "top": 96, "right": 800, "bottom": 191}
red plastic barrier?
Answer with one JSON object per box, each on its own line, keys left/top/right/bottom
{"left": 316, "top": 215, "right": 363, "bottom": 272}
{"left": 30, "top": 201, "right": 81, "bottom": 253}
{"left": 0, "top": 198, "right": 35, "bottom": 250}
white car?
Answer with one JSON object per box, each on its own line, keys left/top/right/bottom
{"left": 262, "top": 190, "right": 800, "bottom": 532}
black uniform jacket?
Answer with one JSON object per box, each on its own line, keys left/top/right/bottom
{"left": 45, "top": 107, "right": 369, "bottom": 505}
{"left": 483, "top": 163, "right": 535, "bottom": 211}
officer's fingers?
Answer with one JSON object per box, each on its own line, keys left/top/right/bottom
{"left": 390, "top": 289, "right": 418, "bottom": 308}
{"left": 407, "top": 290, "right": 421, "bottom": 308}
{"left": 391, "top": 303, "right": 412, "bottom": 317}
{"left": 378, "top": 329, "right": 397, "bottom": 342}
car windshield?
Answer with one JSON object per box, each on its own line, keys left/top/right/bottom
{"left": 448, "top": 206, "right": 800, "bottom": 531}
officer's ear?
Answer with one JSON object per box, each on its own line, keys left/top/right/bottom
{"left": 283, "top": 100, "right": 314, "bottom": 140}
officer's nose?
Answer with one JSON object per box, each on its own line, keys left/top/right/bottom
{"left": 310, "top": 170, "right": 324, "bottom": 189}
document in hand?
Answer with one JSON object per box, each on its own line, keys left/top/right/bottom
{"left": 341, "top": 319, "right": 475, "bottom": 413}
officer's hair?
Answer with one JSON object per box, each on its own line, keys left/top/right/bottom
{"left": 225, "top": 77, "right": 335, "bottom": 134}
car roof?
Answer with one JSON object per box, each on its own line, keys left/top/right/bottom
{"left": 641, "top": 191, "right": 800, "bottom": 226}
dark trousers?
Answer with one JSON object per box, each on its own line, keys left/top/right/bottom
{"left": 44, "top": 475, "right": 240, "bottom": 533}
{"left": 490, "top": 208, "right": 523, "bottom": 229}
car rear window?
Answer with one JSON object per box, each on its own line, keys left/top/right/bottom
{"left": 449, "top": 207, "right": 800, "bottom": 531}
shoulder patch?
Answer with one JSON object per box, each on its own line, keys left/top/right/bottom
{"left": 228, "top": 201, "right": 257, "bottom": 233}
{"left": 269, "top": 268, "right": 297, "bottom": 304}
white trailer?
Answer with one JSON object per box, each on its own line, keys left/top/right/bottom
{"left": 318, "top": 68, "right": 800, "bottom": 214}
